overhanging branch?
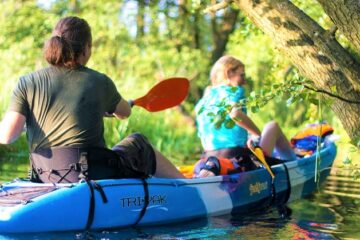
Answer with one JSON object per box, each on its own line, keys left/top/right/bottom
{"left": 304, "top": 85, "right": 360, "bottom": 104}
{"left": 204, "top": 0, "right": 233, "bottom": 14}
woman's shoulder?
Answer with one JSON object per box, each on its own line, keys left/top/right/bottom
{"left": 81, "top": 66, "right": 113, "bottom": 82}
{"left": 211, "top": 85, "right": 245, "bottom": 96}
{"left": 19, "top": 67, "right": 53, "bottom": 83}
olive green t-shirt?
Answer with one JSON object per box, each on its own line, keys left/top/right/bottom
{"left": 9, "top": 66, "right": 121, "bottom": 151}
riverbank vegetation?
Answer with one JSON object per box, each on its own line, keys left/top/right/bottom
{"left": 0, "top": 1, "right": 358, "bottom": 180}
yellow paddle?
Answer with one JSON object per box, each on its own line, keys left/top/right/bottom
{"left": 249, "top": 145, "right": 275, "bottom": 179}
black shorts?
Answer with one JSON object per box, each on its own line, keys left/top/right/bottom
{"left": 111, "top": 133, "right": 157, "bottom": 177}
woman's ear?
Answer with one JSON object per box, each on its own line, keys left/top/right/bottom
{"left": 83, "top": 43, "right": 91, "bottom": 56}
{"left": 227, "top": 70, "right": 235, "bottom": 81}
{"left": 227, "top": 69, "right": 235, "bottom": 79}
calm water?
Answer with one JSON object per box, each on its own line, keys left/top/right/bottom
{"left": 0, "top": 157, "right": 359, "bottom": 240}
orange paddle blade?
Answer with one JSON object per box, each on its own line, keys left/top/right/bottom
{"left": 133, "top": 77, "right": 190, "bottom": 112}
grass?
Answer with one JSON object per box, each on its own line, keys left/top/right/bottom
{"left": 103, "top": 107, "right": 201, "bottom": 165}
{"left": 0, "top": 74, "right": 358, "bottom": 182}
{"left": 0, "top": 105, "right": 202, "bottom": 183}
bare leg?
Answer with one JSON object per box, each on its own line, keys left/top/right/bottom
{"left": 153, "top": 149, "right": 185, "bottom": 178}
{"left": 260, "top": 121, "right": 297, "bottom": 160}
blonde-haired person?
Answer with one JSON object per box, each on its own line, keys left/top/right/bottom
{"left": 0, "top": 16, "right": 184, "bottom": 183}
{"left": 195, "top": 55, "right": 296, "bottom": 177}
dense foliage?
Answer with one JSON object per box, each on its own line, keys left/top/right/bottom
{"left": 0, "top": 0, "right": 357, "bottom": 176}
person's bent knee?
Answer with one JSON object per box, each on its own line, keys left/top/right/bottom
{"left": 112, "top": 132, "right": 156, "bottom": 177}
{"left": 128, "top": 132, "right": 147, "bottom": 141}
{"left": 264, "top": 121, "right": 280, "bottom": 131}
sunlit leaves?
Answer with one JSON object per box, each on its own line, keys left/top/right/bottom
{"left": 224, "top": 118, "right": 235, "bottom": 128}
{"left": 0, "top": 1, "right": 53, "bottom": 49}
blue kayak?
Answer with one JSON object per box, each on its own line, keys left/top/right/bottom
{"left": 0, "top": 140, "right": 336, "bottom": 233}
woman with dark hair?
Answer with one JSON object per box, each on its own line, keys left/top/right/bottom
{"left": 0, "top": 16, "right": 184, "bottom": 182}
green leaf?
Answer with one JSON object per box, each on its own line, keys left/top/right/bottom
{"left": 272, "top": 84, "right": 280, "bottom": 89}
{"left": 214, "top": 121, "right": 222, "bottom": 129}
{"left": 286, "top": 97, "right": 294, "bottom": 106}
{"left": 330, "top": 86, "right": 337, "bottom": 94}
{"left": 250, "top": 91, "right": 257, "bottom": 98}
{"left": 229, "top": 87, "right": 238, "bottom": 93}
{"left": 224, "top": 119, "right": 236, "bottom": 129}
{"left": 343, "top": 156, "right": 351, "bottom": 165}
{"left": 250, "top": 105, "right": 260, "bottom": 113}
{"left": 308, "top": 97, "right": 319, "bottom": 105}
{"left": 349, "top": 146, "right": 358, "bottom": 153}
{"left": 198, "top": 106, "right": 205, "bottom": 115}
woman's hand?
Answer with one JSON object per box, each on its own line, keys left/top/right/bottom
{"left": 103, "top": 112, "right": 114, "bottom": 117}
{"left": 247, "top": 135, "right": 260, "bottom": 148}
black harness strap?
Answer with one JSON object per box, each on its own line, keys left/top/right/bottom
{"left": 282, "top": 163, "right": 291, "bottom": 204}
{"left": 273, "top": 163, "right": 292, "bottom": 207}
{"left": 275, "top": 163, "right": 292, "bottom": 218}
{"left": 133, "top": 178, "right": 150, "bottom": 226}
{"left": 84, "top": 180, "right": 96, "bottom": 231}
{"left": 93, "top": 181, "right": 108, "bottom": 203}
{"left": 83, "top": 180, "right": 109, "bottom": 230}
{"left": 80, "top": 151, "right": 108, "bottom": 231}
{"left": 253, "top": 155, "right": 277, "bottom": 209}
{"left": 269, "top": 177, "right": 277, "bottom": 208}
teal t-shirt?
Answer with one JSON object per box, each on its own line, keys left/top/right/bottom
{"left": 9, "top": 65, "right": 121, "bottom": 151}
{"left": 195, "top": 85, "right": 248, "bottom": 150}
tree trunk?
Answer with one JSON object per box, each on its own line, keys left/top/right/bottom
{"left": 317, "top": 0, "right": 360, "bottom": 54}
{"left": 136, "top": 0, "right": 146, "bottom": 39}
{"left": 211, "top": 6, "right": 240, "bottom": 63}
{"left": 178, "top": 0, "right": 201, "bottom": 49}
{"left": 193, "top": 9, "right": 201, "bottom": 49}
{"left": 234, "top": 0, "right": 360, "bottom": 144}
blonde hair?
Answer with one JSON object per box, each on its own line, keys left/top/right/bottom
{"left": 210, "top": 55, "right": 244, "bottom": 85}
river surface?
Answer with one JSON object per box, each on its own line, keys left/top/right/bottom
{"left": 0, "top": 156, "right": 359, "bottom": 240}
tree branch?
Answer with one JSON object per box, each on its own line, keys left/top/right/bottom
{"left": 328, "top": 25, "right": 338, "bottom": 39}
{"left": 269, "top": 0, "right": 360, "bottom": 91}
{"left": 204, "top": 0, "right": 233, "bottom": 14}
{"left": 304, "top": 85, "right": 360, "bottom": 104}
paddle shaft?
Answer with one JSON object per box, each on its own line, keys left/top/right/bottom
{"left": 249, "top": 146, "right": 275, "bottom": 179}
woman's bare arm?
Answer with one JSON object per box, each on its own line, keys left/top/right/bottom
{"left": 229, "top": 107, "right": 261, "bottom": 136}
{"left": 0, "top": 111, "right": 26, "bottom": 144}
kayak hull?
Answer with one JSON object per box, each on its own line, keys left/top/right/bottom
{"left": 0, "top": 140, "right": 336, "bottom": 233}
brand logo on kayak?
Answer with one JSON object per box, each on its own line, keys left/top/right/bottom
{"left": 249, "top": 181, "right": 268, "bottom": 196}
{"left": 120, "top": 195, "right": 167, "bottom": 207}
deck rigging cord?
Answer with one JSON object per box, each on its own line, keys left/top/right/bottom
{"left": 314, "top": 96, "right": 323, "bottom": 184}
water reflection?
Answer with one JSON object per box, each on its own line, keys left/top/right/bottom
{"left": 287, "top": 171, "right": 360, "bottom": 240}
{"left": 324, "top": 172, "right": 360, "bottom": 199}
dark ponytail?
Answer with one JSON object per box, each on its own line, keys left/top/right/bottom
{"left": 43, "top": 16, "right": 92, "bottom": 68}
